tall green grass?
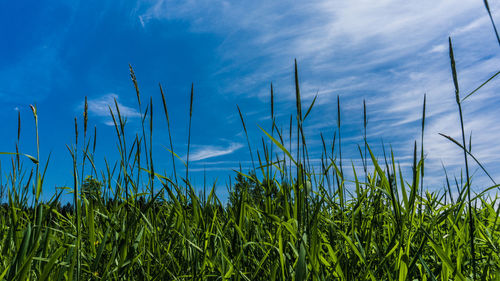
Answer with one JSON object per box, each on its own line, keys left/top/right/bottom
{"left": 1, "top": 15, "right": 500, "bottom": 281}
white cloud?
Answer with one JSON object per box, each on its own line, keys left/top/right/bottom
{"left": 429, "top": 44, "right": 447, "bottom": 54}
{"left": 137, "top": 0, "right": 500, "bottom": 191}
{"left": 189, "top": 143, "right": 243, "bottom": 161}
{"left": 86, "top": 93, "right": 141, "bottom": 126}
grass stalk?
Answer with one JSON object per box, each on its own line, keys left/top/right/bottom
{"left": 159, "top": 83, "right": 178, "bottom": 187}
{"left": 186, "top": 83, "right": 194, "bottom": 199}
{"left": 449, "top": 37, "right": 476, "bottom": 279}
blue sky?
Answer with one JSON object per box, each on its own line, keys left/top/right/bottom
{"left": 1, "top": 0, "right": 499, "bottom": 202}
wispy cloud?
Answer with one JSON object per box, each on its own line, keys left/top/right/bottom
{"left": 137, "top": 0, "right": 500, "bottom": 190}
{"left": 189, "top": 143, "right": 243, "bottom": 161}
{"left": 86, "top": 93, "right": 141, "bottom": 126}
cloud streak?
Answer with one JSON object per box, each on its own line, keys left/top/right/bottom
{"left": 189, "top": 143, "right": 243, "bottom": 161}
{"left": 86, "top": 93, "right": 141, "bottom": 126}
{"left": 137, "top": 0, "right": 500, "bottom": 190}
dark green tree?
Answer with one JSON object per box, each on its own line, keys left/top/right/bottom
{"left": 82, "top": 176, "right": 102, "bottom": 202}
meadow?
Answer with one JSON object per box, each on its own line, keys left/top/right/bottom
{"left": 1, "top": 10, "right": 500, "bottom": 281}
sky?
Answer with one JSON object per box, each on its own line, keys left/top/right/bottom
{"left": 0, "top": 0, "right": 499, "bottom": 202}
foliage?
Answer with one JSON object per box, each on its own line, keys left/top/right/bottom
{"left": 0, "top": 7, "right": 500, "bottom": 279}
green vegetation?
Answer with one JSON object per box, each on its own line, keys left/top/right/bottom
{"left": 1, "top": 7, "right": 500, "bottom": 280}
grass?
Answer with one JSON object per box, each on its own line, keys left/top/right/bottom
{"left": 1, "top": 13, "right": 500, "bottom": 281}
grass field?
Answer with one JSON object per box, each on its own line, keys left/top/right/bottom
{"left": 1, "top": 10, "right": 500, "bottom": 281}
